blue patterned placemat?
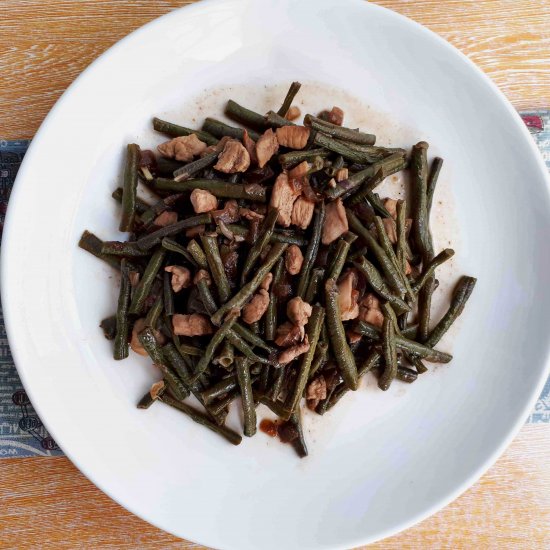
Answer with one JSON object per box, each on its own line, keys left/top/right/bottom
{"left": 1, "top": 113, "right": 549, "bottom": 457}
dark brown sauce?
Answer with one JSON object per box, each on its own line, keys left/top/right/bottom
{"left": 259, "top": 418, "right": 278, "bottom": 438}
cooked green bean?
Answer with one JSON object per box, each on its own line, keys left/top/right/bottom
{"left": 407, "top": 354, "right": 428, "bottom": 374}
{"left": 236, "top": 357, "right": 257, "bottom": 437}
{"left": 112, "top": 187, "right": 150, "bottom": 215}
{"left": 345, "top": 168, "right": 386, "bottom": 206}
{"left": 307, "top": 341, "right": 328, "bottom": 381}
{"left": 209, "top": 389, "right": 240, "bottom": 416}
{"left": 353, "top": 257, "right": 410, "bottom": 315}
{"left": 192, "top": 314, "right": 238, "bottom": 381}
{"left": 412, "top": 248, "right": 455, "bottom": 294}
{"left": 162, "top": 342, "right": 193, "bottom": 384}
{"left": 201, "top": 375, "right": 238, "bottom": 404}
{"left": 353, "top": 321, "right": 452, "bottom": 363}
{"left": 226, "top": 331, "right": 271, "bottom": 365}
{"left": 305, "top": 114, "right": 376, "bottom": 145}
{"left": 277, "top": 81, "right": 302, "bottom": 117}
{"left": 427, "top": 156, "right": 443, "bottom": 218}
{"left": 128, "top": 248, "right": 165, "bottom": 315}
{"left": 425, "top": 276, "right": 477, "bottom": 348}
{"left": 346, "top": 210, "right": 406, "bottom": 295}
{"left": 396, "top": 366, "right": 418, "bottom": 384}
{"left": 153, "top": 117, "right": 218, "bottom": 145}
{"left": 101, "top": 241, "right": 151, "bottom": 257}
{"left": 270, "top": 231, "right": 308, "bottom": 247}
{"left": 225, "top": 100, "right": 267, "bottom": 130}
{"left": 304, "top": 267, "right": 325, "bottom": 304}
{"left": 201, "top": 233, "right": 231, "bottom": 303}
{"left": 325, "top": 278, "right": 358, "bottom": 390}
{"left": 78, "top": 230, "right": 121, "bottom": 270}
{"left": 173, "top": 151, "right": 219, "bottom": 182}
{"left": 278, "top": 148, "right": 330, "bottom": 168}
{"left": 138, "top": 327, "right": 164, "bottom": 364}
{"left": 297, "top": 202, "right": 325, "bottom": 298}
{"left": 268, "top": 366, "right": 286, "bottom": 402}
{"left": 327, "top": 238, "right": 351, "bottom": 281}
{"left": 154, "top": 178, "right": 267, "bottom": 202}
{"left": 374, "top": 216, "right": 414, "bottom": 300}
{"left": 284, "top": 306, "right": 325, "bottom": 414}
{"left": 137, "top": 380, "right": 166, "bottom": 409}
{"left": 233, "top": 322, "right": 276, "bottom": 353}
{"left": 216, "top": 341, "right": 235, "bottom": 369}
{"left": 288, "top": 410, "right": 308, "bottom": 458}
{"left": 157, "top": 363, "right": 190, "bottom": 402}
{"left": 196, "top": 278, "right": 218, "bottom": 315}
{"left": 114, "top": 259, "right": 131, "bottom": 360}
{"left": 379, "top": 312, "right": 398, "bottom": 391}
{"left": 396, "top": 200, "right": 408, "bottom": 274}
{"left": 119, "top": 144, "right": 140, "bottom": 232}
{"left": 211, "top": 242, "right": 288, "bottom": 326}
{"left": 240, "top": 207, "right": 278, "bottom": 285}
{"left": 202, "top": 117, "right": 260, "bottom": 141}
{"left": 366, "top": 190, "right": 392, "bottom": 218}
{"left": 313, "top": 132, "right": 374, "bottom": 163}
{"left": 161, "top": 394, "right": 242, "bottom": 446}
{"left": 144, "top": 295, "right": 163, "bottom": 328}
{"left": 161, "top": 237, "right": 197, "bottom": 266}
{"left": 264, "top": 110, "right": 295, "bottom": 128}
{"left": 410, "top": 142, "right": 432, "bottom": 253}
{"left": 136, "top": 214, "right": 212, "bottom": 251}
{"left": 186, "top": 239, "right": 208, "bottom": 269}
{"left": 265, "top": 257, "right": 284, "bottom": 341}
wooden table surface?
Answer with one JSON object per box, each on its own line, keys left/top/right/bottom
{"left": 1, "top": 1, "right": 549, "bottom": 548}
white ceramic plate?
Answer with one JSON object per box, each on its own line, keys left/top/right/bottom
{"left": 3, "top": 0, "right": 550, "bottom": 548}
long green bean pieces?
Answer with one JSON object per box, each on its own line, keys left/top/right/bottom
{"left": 81, "top": 84, "right": 476, "bottom": 457}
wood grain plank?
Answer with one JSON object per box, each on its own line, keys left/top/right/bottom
{"left": 1, "top": 0, "right": 549, "bottom": 138}
{"left": 1, "top": 1, "right": 549, "bottom": 548}
{"left": 1, "top": 426, "right": 548, "bottom": 549}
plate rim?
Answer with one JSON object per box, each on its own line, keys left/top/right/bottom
{"left": 2, "top": 0, "right": 550, "bottom": 547}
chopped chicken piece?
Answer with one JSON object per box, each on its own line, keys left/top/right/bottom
{"left": 193, "top": 269, "right": 211, "bottom": 285}
{"left": 242, "top": 130, "right": 258, "bottom": 164}
{"left": 212, "top": 200, "right": 240, "bottom": 224}
{"left": 278, "top": 336, "right": 310, "bottom": 364}
{"left": 347, "top": 331, "right": 363, "bottom": 345}
{"left": 327, "top": 106, "right": 344, "bottom": 126}
{"left": 165, "top": 265, "right": 192, "bottom": 292}
{"left": 242, "top": 289, "right": 270, "bottom": 324}
{"left": 285, "top": 244, "right": 304, "bottom": 275}
{"left": 270, "top": 172, "right": 300, "bottom": 227}
{"left": 185, "top": 225, "right": 205, "bottom": 239}
{"left": 322, "top": 199, "right": 348, "bottom": 244}
{"left": 149, "top": 380, "right": 165, "bottom": 400}
{"left": 306, "top": 375, "right": 327, "bottom": 410}
{"left": 172, "top": 314, "right": 213, "bottom": 336}
{"left": 288, "top": 160, "right": 309, "bottom": 179}
{"left": 335, "top": 168, "right": 348, "bottom": 182}
{"left": 382, "top": 218, "right": 397, "bottom": 244}
{"left": 255, "top": 128, "right": 279, "bottom": 168}
{"left": 157, "top": 134, "right": 207, "bottom": 162}
{"left": 260, "top": 272, "right": 273, "bottom": 292}
{"left": 291, "top": 197, "right": 315, "bottom": 229}
{"left": 275, "top": 126, "right": 310, "bottom": 149}
{"left": 287, "top": 297, "right": 312, "bottom": 327}
{"left": 153, "top": 211, "right": 177, "bottom": 227}
{"left": 285, "top": 106, "right": 301, "bottom": 121}
{"left": 190, "top": 189, "right": 218, "bottom": 213}
{"left": 129, "top": 271, "right": 140, "bottom": 288}
{"left": 214, "top": 139, "right": 250, "bottom": 173}
{"left": 337, "top": 270, "right": 360, "bottom": 321}
{"left": 274, "top": 322, "right": 303, "bottom": 347}
{"left": 358, "top": 293, "right": 384, "bottom": 328}
{"left": 383, "top": 198, "right": 398, "bottom": 220}
{"left": 239, "top": 207, "right": 264, "bottom": 222}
